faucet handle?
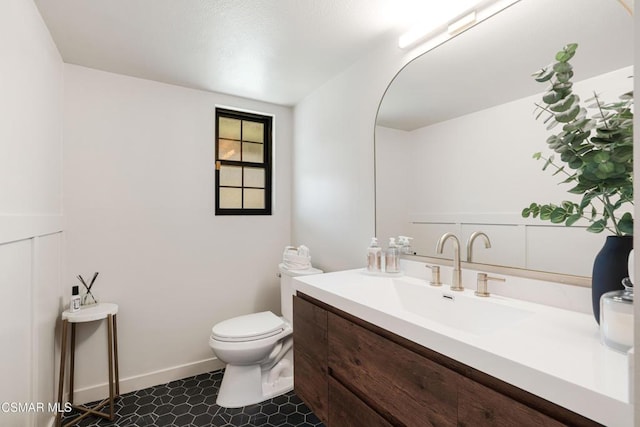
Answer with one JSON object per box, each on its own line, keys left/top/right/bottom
{"left": 475, "top": 273, "right": 505, "bottom": 297}
{"left": 425, "top": 264, "right": 442, "bottom": 287}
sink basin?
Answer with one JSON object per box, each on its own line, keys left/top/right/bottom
{"left": 392, "top": 279, "right": 533, "bottom": 335}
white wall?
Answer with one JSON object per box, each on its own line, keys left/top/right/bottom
{"left": 376, "top": 67, "right": 633, "bottom": 276}
{"left": 292, "top": 38, "right": 418, "bottom": 271}
{"left": 0, "top": 1, "right": 64, "bottom": 426}
{"left": 63, "top": 64, "right": 293, "bottom": 401}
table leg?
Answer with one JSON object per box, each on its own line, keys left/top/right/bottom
{"left": 55, "top": 319, "right": 68, "bottom": 427}
{"left": 107, "top": 314, "right": 115, "bottom": 420}
{"left": 69, "top": 323, "right": 76, "bottom": 404}
{"left": 113, "top": 314, "right": 120, "bottom": 396}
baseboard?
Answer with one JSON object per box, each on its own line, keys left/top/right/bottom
{"left": 73, "top": 357, "right": 225, "bottom": 404}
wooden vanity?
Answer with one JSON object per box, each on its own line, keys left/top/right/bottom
{"left": 293, "top": 293, "right": 601, "bottom": 427}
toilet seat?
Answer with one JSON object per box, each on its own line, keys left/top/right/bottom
{"left": 212, "top": 311, "right": 286, "bottom": 342}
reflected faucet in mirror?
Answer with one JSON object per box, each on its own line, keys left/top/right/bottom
{"left": 435, "top": 233, "right": 463, "bottom": 292}
{"left": 467, "top": 231, "right": 491, "bottom": 262}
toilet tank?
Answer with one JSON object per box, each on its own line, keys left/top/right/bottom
{"left": 279, "top": 263, "right": 322, "bottom": 324}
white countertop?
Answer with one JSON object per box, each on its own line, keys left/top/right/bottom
{"left": 292, "top": 268, "right": 633, "bottom": 427}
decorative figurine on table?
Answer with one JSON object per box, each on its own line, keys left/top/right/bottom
{"left": 77, "top": 272, "right": 99, "bottom": 306}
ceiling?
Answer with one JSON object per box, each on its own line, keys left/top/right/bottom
{"left": 34, "top": 0, "right": 462, "bottom": 106}
{"left": 376, "top": 0, "right": 634, "bottom": 131}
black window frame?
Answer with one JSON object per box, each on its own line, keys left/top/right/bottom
{"left": 214, "top": 108, "right": 273, "bottom": 216}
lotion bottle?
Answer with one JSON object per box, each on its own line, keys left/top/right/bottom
{"left": 386, "top": 237, "right": 400, "bottom": 273}
{"left": 367, "top": 238, "right": 382, "bottom": 272}
{"left": 70, "top": 286, "right": 81, "bottom": 313}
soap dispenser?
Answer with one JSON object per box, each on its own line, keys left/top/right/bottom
{"left": 70, "top": 286, "right": 81, "bottom": 313}
{"left": 386, "top": 238, "right": 400, "bottom": 273}
{"left": 367, "top": 238, "right": 382, "bottom": 272}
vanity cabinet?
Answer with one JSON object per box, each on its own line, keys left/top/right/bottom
{"left": 293, "top": 293, "right": 600, "bottom": 427}
{"left": 328, "top": 377, "right": 393, "bottom": 427}
{"left": 293, "top": 295, "right": 328, "bottom": 422}
{"left": 457, "top": 377, "right": 563, "bottom": 427}
{"left": 329, "top": 312, "right": 457, "bottom": 426}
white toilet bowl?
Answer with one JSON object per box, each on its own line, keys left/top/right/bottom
{"left": 209, "top": 311, "right": 294, "bottom": 407}
{"left": 209, "top": 263, "right": 322, "bottom": 408}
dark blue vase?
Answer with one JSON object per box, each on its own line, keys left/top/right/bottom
{"left": 591, "top": 235, "right": 633, "bottom": 324}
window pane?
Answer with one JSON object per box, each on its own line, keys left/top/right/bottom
{"left": 219, "top": 139, "right": 241, "bottom": 160}
{"left": 244, "top": 188, "right": 265, "bottom": 209}
{"left": 244, "top": 167, "right": 265, "bottom": 188}
{"left": 219, "top": 117, "right": 241, "bottom": 140}
{"left": 220, "top": 188, "right": 242, "bottom": 209}
{"left": 219, "top": 165, "right": 242, "bottom": 187}
{"left": 243, "top": 142, "right": 264, "bottom": 163}
{"left": 243, "top": 121, "right": 264, "bottom": 143}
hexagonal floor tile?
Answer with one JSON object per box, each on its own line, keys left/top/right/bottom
{"left": 61, "top": 369, "right": 324, "bottom": 426}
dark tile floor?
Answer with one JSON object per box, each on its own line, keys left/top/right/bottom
{"left": 62, "top": 370, "right": 324, "bottom": 426}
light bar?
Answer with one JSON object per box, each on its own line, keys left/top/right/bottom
{"left": 398, "top": 0, "right": 520, "bottom": 50}
{"left": 447, "top": 11, "right": 477, "bottom": 35}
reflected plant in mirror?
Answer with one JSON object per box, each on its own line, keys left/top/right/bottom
{"left": 521, "top": 43, "right": 633, "bottom": 237}
{"left": 374, "top": 0, "right": 633, "bottom": 280}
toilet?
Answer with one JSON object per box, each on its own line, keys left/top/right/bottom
{"left": 209, "top": 263, "right": 322, "bottom": 408}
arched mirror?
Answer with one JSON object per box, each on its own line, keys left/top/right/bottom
{"left": 375, "top": 0, "right": 633, "bottom": 281}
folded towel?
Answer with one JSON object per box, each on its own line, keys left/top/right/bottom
{"left": 283, "top": 245, "right": 312, "bottom": 270}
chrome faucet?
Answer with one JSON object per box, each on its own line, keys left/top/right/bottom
{"left": 466, "top": 231, "right": 491, "bottom": 262}
{"left": 435, "top": 233, "right": 463, "bottom": 291}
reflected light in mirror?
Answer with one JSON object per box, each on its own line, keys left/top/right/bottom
{"left": 398, "top": 0, "right": 520, "bottom": 49}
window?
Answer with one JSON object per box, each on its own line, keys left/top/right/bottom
{"left": 215, "top": 108, "right": 273, "bottom": 215}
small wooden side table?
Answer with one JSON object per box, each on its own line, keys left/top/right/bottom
{"left": 55, "top": 303, "right": 120, "bottom": 427}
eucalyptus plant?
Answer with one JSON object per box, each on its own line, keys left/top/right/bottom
{"left": 521, "top": 43, "right": 633, "bottom": 236}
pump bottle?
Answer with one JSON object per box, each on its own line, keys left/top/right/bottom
{"left": 70, "top": 286, "right": 81, "bottom": 313}
{"left": 367, "top": 238, "right": 382, "bottom": 272}
{"left": 386, "top": 237, "right": 400, "bottom": 273}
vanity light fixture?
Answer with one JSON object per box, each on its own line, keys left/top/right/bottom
{"left": 398, "top": 0, "right": 520, "bottom": 50}
{"left": 447, "top": 11, "right": 477, "bottom": 35}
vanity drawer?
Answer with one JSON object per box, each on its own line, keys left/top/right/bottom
{"left": 328, "top": 312, "right": 458, "bottom": 426}
{"left": 293, "top": 296, "right": 328, "bottom": 423}
{"left": 328, "top": 377, "right": 393, "bottom": 427}
{"left": 458, "top": 376, "right": 565, "bottom": 427}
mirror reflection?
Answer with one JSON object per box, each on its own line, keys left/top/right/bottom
{"left": 375, "top": 0, "right": 633, "bottom": 277}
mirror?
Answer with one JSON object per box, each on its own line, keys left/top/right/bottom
{"left": 375, "top": 0, "right": 633, "bottom": 279}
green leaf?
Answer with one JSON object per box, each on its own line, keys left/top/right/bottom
{"left": 550, "top": 207, "right": 566, "bottom": 224}
{"left": 553, "top": 62, "right": 573, "bottom": 73}
{"left": 565, "top": 213, "right": 581, "bottom": 227}
{"left": 521, "top": 208, "right": 531, "bottom": 218}
{"left": 587, "top": 220, "right": 606, "bottom": 233}
{"left": 579, "top": 192, "right": 597, "bottom": 210}
{"left": 543, "top": 91, "right": 563, "bottom": 105}
{"left": 555, "top": 104, "right": 581, "bottom": 123}
{"left": 555, "top": 43, "right": 578, "bottom": 62}
{"left": 619, "top": 213, "right": 634, "bottom": 235}
{"left": 597, "top": 162, "right": 615, "bottom": 174}
{"left": 593, "top": 151, "right": 610, "bottom": 163}
{"left": 540, "top": 205, "right": 553, "bottom": 220}
{"left": 533, "top": 66, "right": 554, "bottom": 82}
{"left": 556, "top": 70, "right": 574, "bottom": 83}
{"left": 568, "top": 183, "right": 589, "bottom": 195}
{"left": 550, "top": 94, "right": 578, "bottom": 113}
